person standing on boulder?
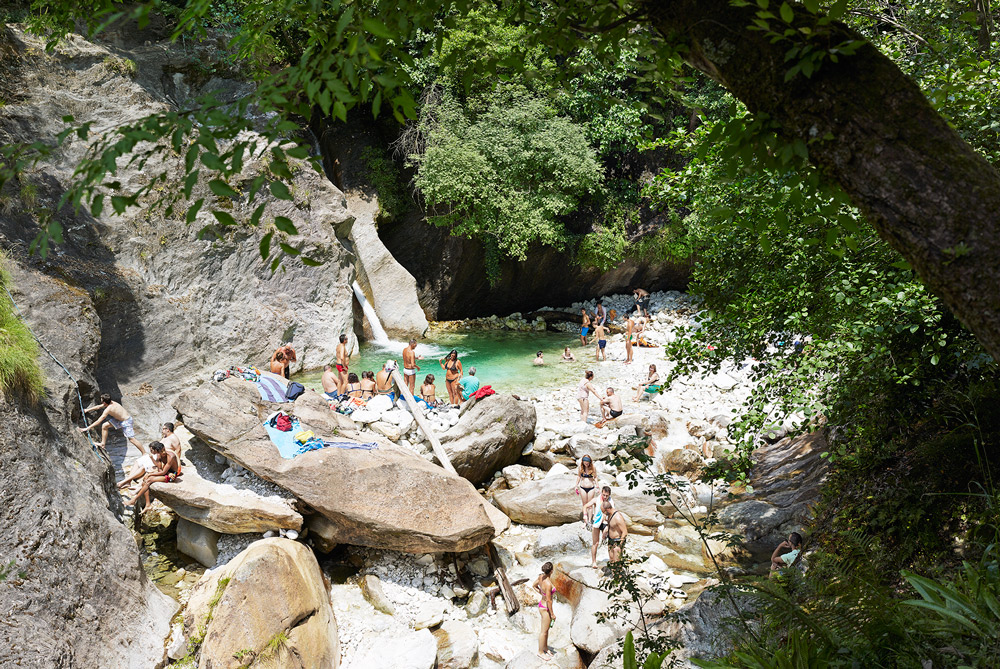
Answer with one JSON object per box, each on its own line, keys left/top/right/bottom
{"left": 604, "top": 502, "right": 629, "bottom": 562}
{"left": 633, "top": 287, "right": 650, "bottom": 318}
{"left": 583, "top": 486, "right": 616, "bottom": 568}
{"left": 80, "top": 393, "right": 145, "bottom": 453}
{"left": 595, "top": 300, "right": 606, "bottom": 327}
{"left": 577, "top": 371, "right": 601, "bottom": 423}
{"left": 335, "top": 334, "right": 350, "bottom": 395}
{"left": 402, "top": 339, "right": 422, "bottom": 395}
{"left": 533, "top": 561, "right": 557, "bottom": 660}
{"left": 575, "top": 455, "right": 598, "bottom": 526}
{"left": 440, "top": 349, "right": 463, "bottom": 406}
{"left": 625, "top": 315, "right": 635, "bottom": 364}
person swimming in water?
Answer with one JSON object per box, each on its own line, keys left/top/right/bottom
{"left": 533, "top": 350, "right": 545, "bottom": 366}
{"left": 561, "top": 347, "right": 576, "bottom": 362}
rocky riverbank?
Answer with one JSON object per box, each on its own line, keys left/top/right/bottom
{"left": 120, "top": 291, "right": 825, "bottom": 668}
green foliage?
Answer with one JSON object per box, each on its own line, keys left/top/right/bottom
{"left": 0, "top": 253, "right": 45, "bottom": 403}
{"left": 358, "top": 145, "right": 407, "bottom": 223}
{"left": 102, "top": 54, "right": 136, "bottom": 78}
{"left": 622, "top": 631, "right": 670, "bottom": 669}
{"left": 409, "top": 85, "right": 601, "bottom": 265}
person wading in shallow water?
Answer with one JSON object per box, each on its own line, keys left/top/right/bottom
{"left": 533, "top": 561, "right": 557, "bottom": 660}
{"left": 594, "top": 323, "right": 607, "bottom": 362}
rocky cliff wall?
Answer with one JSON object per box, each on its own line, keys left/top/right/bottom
{"left": 0, "top": 25, "right": 357, "bottom": 432}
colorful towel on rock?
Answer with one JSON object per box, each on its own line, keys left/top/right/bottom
{"left": 257, "top": 375, "right": 289, "bottom": 403}
{"left": 263, "top": 413, "right": 378, "bottom": 457}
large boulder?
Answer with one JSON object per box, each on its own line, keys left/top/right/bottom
{"left": 568, "top": 568, "right": 628, "bottom": 656}
{"left": 183, "top": 538, "right": 339, "bottom": 668}
{"left": 176, "top": 518, "right": 221, "bottom": 568}
{"left": 492, "top": 473, "right": 663, "bottom": 531}
{"left": 348, "top": 628, "right": 437, "bottom": 669}
{"left": 439, "top": 395, "right": 537, "bottom": 484}
{"left": 150, "top": 469, "right": 302, "bottom": 534}
{"left": 175, "top": 379, "right": 495, "bottom": 552}
{"left": 535, "top": 523, "right": 592, "bottom": 558}
{"left": 433, "top": 620, "right": 479, "bottom": 669}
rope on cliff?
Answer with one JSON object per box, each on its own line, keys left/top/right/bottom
{"left": 2, "top": 284, "right": 100, "bottom": 455}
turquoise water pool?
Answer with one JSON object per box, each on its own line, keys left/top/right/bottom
{"left": 296, "top": 327, "right": 594, "bottom": 397}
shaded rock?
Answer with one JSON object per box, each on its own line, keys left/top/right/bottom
{"left": 433, "top": 620, "right": 479, "bottom": 669}
{"left": 359, "top": 574, "right": 394, "bottom": 615}
{"left": 348, "top": 628, "right": 436, "bottom": 669}
{"left": 176, "top": 518, "right": 221, "bottom": 568}
{"left": 657, "top": 587, "right": 741, "bottom": 665}
{"left": 184, "top": 538, "right": 339, "bottom": 668}
{"left": 482, "top": 499, "right": 513, "bottom": 536}
{"left": 439, "top": 395, "right": 537, "bottom": 485}
{"left": 493, "top": 473, "right": 662, "bottom": 529}
{"left": 305, "top": 514, "right": 339, "bottom": 553}
{"left": 715, "top": 431, "right": 828, "bottom": 561}
{"left": 465, "top": 590, "right": 488, "bottom": 617}
{"left": 660, "top": 448, "right": 705, "bottom": 477}
{"left": 175, "top": 379, "right": 495, "bottom": 553}
{"left": 520, "top": 450, "right": 559, "bottom": 471}
{"left": 535, "top": 523, "right": 591, "bottom": 558}
{"left": 151, "top": 469, "right": 302, "bottom": 534}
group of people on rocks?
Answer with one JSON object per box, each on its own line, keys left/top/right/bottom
{"left": 78, "top": 393, "right": 183, "bottom": 511}
{"left": 315, "top": 337, "right": 482, "bottom": 410}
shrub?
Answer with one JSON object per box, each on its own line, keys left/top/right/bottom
{"left": 0, "top": 253, "right": 44, "bottom": 403}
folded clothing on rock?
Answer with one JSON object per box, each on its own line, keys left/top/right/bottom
{"left": 470, "top": 385, "right": 495, "bottom": 400}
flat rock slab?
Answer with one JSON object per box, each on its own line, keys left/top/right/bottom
{"left": 151, "top": 469, "right": 302, "bottom": 534}
{"left": 175, "top": 379, "right": 495, "bottom": 553}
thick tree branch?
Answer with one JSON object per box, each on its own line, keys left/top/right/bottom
{"left": 640, "top": 0, "right": 1000, "bottom": 360}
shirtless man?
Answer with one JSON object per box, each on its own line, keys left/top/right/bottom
{"left": 270, "top": 350, "right": 287, "bottom": 376}
{"left": 402, "top": 339, "right": 422, "bottom": 395}
{"left": 601, "top": 387, "right": 624, "bottom": 421}
{"left": 625, "top": 316, "right": 635, "bottom": 364}
{"left": 603, "top": 501, "right": 629, "bottom": 562}
{"left": 80, "top": 393, "right": 145, "bottom": 453}
{"left": 375, "top": 360, "right": 396, "bottom": 400}
{"left": 580, "top": 308, "right": 591, "bottom": 346}
{"left": 583, "top": 487, "right": 615, "bottom": 568}
{"left": 270, "top": 344, "right": 296, "bottom": 379}
{"left": 321, "top": 364, "right": 338, "bottom": 399}
{"left": 335, "top": 334, "right": 349, "bottom": 395}
{"left": 633, "top": 287, "right": 650, "bottom": 318}
{"left": 126, "top": 442, "right": 180, "bottom": 510}
{"left": 160, "top": 422, "right": 182, "bottom": 475}
{"left": 594, "top": 323, "right": 607, "bottom": 362}
{"left": 533, "top": 351, "right": 545, "bottom": 366}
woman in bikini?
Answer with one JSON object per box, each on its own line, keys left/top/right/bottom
{"left": 343, "top": 372, "right": 364, "bottom": 398}
{"left": 532, "top": 561, "right": 556, "bottom": 660}
{"left": 440, "top": 349, "right": 463, "bottom": 407}
{"left": 575, "top": 455, "right": 598, "bottom": 526}
{"left": 420, "top": 374, "right": 438, "bottom": 407}
{"left": 359, "top": 371, "right": 377, "bottom": 400}
{"left": 634, "top": 363, "right": 660, "bottom": 401}
{"left": 577, "top": 370, "right": 601, "bottom": 423}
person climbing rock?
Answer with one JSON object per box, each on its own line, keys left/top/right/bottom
{"left": 79, "top": 393, "right": 145, "bottom": 453}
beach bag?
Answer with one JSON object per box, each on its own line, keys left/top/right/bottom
{"left": 285, "top": 381, "right": 305, "bottom": 400}
{"left": 274, "top": 414, "right": 293, "bottom": 431}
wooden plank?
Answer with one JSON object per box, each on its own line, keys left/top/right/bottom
{"left": 389, "top": 368, "right": 458, "bottom": 476}
{"left": 486, "top": 541, "right": 519, "bottom": 615}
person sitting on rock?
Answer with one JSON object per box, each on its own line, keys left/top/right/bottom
{"left": 79, "top": 393, "right": 145, "bottom": 453}
{"left": 459, "top": 366, "right": 480, "bottom": 402}
{"left": 117, "top": 446, "right": 163, "bottom": 490}
{"left": 125, "top": 442, "right": 179, "bottom": 511}
{"left": 770, "top": 532, "right": 803, "bottom": 577}
{"left": 321, "top": 364, "right": 339, "bottom": 400}
{"left": 344, "top": 373, "right": 364, "bottom": 398}
{"left": 160, "top": 422, "right": 182, "bottom": 476}
{"left": 359, "top": 371, "right": 377, "bottom": 400}
{"left": 375, "top": 360, "right": 397, "bottom": 401}
{"left": 634, "top": 364, "right": 660, "bottom": 401}
{"left": 600, "top": 387, "right": 623, "bottom": 421}
{"left": 420, "top": 374, "right": 439, "bottom": 407}
{"left": 533, "top": 351, "right": 545, "bottom": 366}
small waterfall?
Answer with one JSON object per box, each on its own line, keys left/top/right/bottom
{"left": 352, "top": 280, "right": 390, "bottom": 345}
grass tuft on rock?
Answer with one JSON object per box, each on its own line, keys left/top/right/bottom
{"left": 0, "top": 253, "right": 44, "bottom": 403}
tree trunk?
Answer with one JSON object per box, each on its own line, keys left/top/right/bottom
{"left": 977, "top": 0, "right": 994, "bottom": 53}
{"left": 641, "top": 0, "right": 1000, "bottom": 361}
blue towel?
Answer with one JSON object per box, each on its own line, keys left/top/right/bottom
{"left": 263, "top": 418, "right": 304, "bottom": 459}
{"left": 257, "top": 376, "right": 287, "bottom": 403}
{"left": 321, "top": 440, "right": 378, "bottom": 451}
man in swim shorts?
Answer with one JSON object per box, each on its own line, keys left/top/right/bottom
{"left": 583, "top": 486, "right": 615, "bottom": 568}
{"left": 604, "top": 501, "right": 629, "bottom": 562}
{"left": 402, "top": 339, "right": 422, "bottom": 395}
{"left": 335, "top": 334, "right": 349, "bottom": 395}
{"left": 594, "top": 323, "right": 607, "bottom": 361}
{"left": 80, "top": 393, "right": 145, "bottom": 453}
{"left": 160, "top": 422, "right": 183, "bottom": 475}
{"left": 321, "top": 364, "right": 339, "bottom": 399}
{"left": 601, "top": 387, "right": 623, "bottom": 420}
{"left": 125, "top": 441, "right": 180, "bottom": 511}
{"left": 580, "top": 308, "right": 591, "bottom": 346}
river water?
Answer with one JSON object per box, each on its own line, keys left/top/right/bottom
{"left": 296, "top": 326, "right": 594, "bottom": 396}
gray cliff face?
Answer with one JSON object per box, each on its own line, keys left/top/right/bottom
{"left": 0, "top": 22, "right": 360, "bottom": 666}
{"left": 0, "top": 25, "right": 357, "bottom": 432}
{"left": 0, "top": 266, "right": 176, "bottom": 669}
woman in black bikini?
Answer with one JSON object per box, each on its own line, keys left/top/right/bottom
{"left": 574, "top": 455, "right": 598, "bottom": 526}
{"left": 439, "top": 349, "right": 463, "bottom": 407}
{"left": 359, "top": 371, "right": 376, "bottom": 400}
{"left": 344, "top": 372, "right": 364, "bottom": 399}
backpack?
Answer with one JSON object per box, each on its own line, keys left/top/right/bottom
{"left": 285, "top": 381, "right": 305, "bottom": 401}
